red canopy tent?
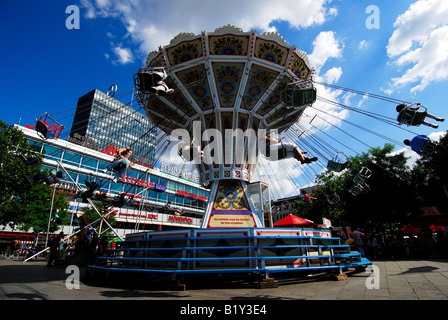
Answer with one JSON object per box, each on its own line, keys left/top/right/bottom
{"left": 273, "top": 214, "right": 315, "bottom": 228}
{"left": 402, "top": 207, "right": 448, "bottom": 234}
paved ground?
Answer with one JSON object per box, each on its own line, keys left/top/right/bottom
{"left": 0, "top": 257, "right": 447, "bottom": 316}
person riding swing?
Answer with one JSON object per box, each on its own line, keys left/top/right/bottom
{"left": 403, "top": 135, "right": 437, "bottom": 156}
{"left": 135, "top": 67, "right": 174, "bottom": 96}
{"left": 396, "top": 103, "right": 444, "bottom": 129}
{"left": 102, "top": 147, "right": 133, "bottom": 183}
{"left": 264, "top": 135, "right": 317, "bottom": 164}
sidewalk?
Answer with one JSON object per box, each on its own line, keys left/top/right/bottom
{"left": 1, "top": 257, "right": 448, "bottom": 300}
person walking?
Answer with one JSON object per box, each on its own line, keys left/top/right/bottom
{"left": 352, "top": 228, "right": 365, "bottom": 257}
{"left": 47, "top": 232, "right": 63, "bottom": 267}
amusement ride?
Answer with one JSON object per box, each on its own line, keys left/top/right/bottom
{"left": 21, "top": 25, "right": 446, "bottom": 287}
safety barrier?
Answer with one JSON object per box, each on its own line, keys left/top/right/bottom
{"left": 88, "top": 228, "right": 371, "bottom": 276}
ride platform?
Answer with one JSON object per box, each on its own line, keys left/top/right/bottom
{"left": 87, "top": 227, "right": 371, "bottom": 286}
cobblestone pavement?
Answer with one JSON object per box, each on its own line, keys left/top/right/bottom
{"left": 1, "top": 257, "right": 448, "bottom": 301}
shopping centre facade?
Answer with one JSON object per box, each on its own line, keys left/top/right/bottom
{"left": 1, "top": 124, "right": 209, "bottom": 249}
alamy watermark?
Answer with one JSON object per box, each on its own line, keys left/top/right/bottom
{"left": 170, "top": 121, "right": 283, "bottom": 166}
{"left": 65, "top": 265, "right": 80, "bottom": 290}
{"left": 65, "top": 5, "right": 380, "bottom": 32}
{"left": 66, "top": 5, "right": 80, "bottom": 30}
{"left": 365, "top": 5, "right": 380, "bottom": 30}
{"left": 365, "top": 264, "right": 380, "bottom": 289}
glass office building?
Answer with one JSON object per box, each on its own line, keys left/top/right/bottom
{"left": 18, "top": 125, "right": 208, "bottom": 232}
{"left": 69, "top": 89, "right": 157, "bottom": 167}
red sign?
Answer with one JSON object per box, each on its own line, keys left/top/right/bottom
{"left": 118, "top": 212, "right": 158, "bottom": 220}
{"left": 177, "top": 190, "right": 207, "bottom": 201}
{"left": 121, "top": 175, "right": 166, "bottom": 192}
{"left": 26, "top": 123, "right": 63, "bottom": 138}
{"left": 169, "top": 216, "right": 193, "bottom": 223}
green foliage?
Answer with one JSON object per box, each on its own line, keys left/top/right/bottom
{"left": 0, "top": 120, "right": 69, "bottom": 232}
{"left": 412, "top": 133, "right": 448, "bottom": 213}
{"left": 18, "top": 183, "right": 71, "bottom": 233}
{"left": 291, "top": 139, "right": 447, "bottom": 233}
{"left": 80, "top": 202, "right": 116, "bottom": 237}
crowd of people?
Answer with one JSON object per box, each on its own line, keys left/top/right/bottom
{"left": 45, "top": 228, "right": 112, "bottom": 267}
{"left": 333, "top": 226, "right": 448, "bottom": 260}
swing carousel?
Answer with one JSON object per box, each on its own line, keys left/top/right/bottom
{"left": 87, "top": 25, "right": 371, "bottom": 285}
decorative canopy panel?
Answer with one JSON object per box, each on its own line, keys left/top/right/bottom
{"left": 138, "top": 25, "right": 315, "bottom": 184}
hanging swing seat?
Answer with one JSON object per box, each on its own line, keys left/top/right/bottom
{"left": 327, "top": 152, "right": 349, "bottom": 172}
{"left": 19, "top": 153, "right": 41, "bottom": 166}
{"left": 282, "top": 87, "right": 317, "bottom": 108}
{"left": 35, "top": 120, "right": 49, "bottom": 139}
{"left": 327, "top": 193, "right": 340, "bottom": 204}
{"left": 134, "top": 67, "right": 166, "bottom": 94}
{"left": 113, "top": 162, "right": 126, "bottom": 172}
{"left": 422, "top": 141, "right": 437, "bottom": 156}
{"left": 397, "top": 105, "right": 428, "bottom": 127}
{"left": 178, "top": 147, "right": 194, "bottom": 162}
{"left": 265, "top": 141, "right": 289, "bottom": 161}
{"left": 178, "top": 141, "right": 196, "bottom": 162}
{"left": 353, "top": 167, "right": 372, "bottom": 184}
{"left": 350, "top": 183, "right": 370, "bottom": 196}
{"left": 34, "top": 113, "right": 64, "bottom": 139}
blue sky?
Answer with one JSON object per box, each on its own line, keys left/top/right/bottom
{"left": 1, "top": 0, "right": 447, "bottom": 198}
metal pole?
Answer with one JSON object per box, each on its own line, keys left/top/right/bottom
{"left": 70, "top": 198, "right": 77, "bottom": 229}
{"left": 24, "top": 216, "right": 104, "bottom": 263}
{"left": 45, "top": 185, "right": 56, "bottom": 248}
{"left": 56, "top": 161, "right": 121, "bottom": 238}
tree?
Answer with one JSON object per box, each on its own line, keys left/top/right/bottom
{"left": 412, "top": 132, "right": 448, "bottom": 213}
{"left": 0, "top": 120, "right": 69, "bottom": 232}
{"left": 293, "top": 144, "right": 418, "bottom": 232}
{"left": 80, "top": 202, "right": 116, "bottom": 237}
{"left": 343, "top": 144, "right": 418, "bottom": 230}
{"left": 18, "top": 181, "right": 71, "bottom": 233}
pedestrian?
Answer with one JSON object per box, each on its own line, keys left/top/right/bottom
{"left": 366, "top": 234, "right": 379, "bottom": 259}
{"left": 352, "top": 228, "right": 365, "bottom": 257}
{"left": 98, "top": 237, "right": 109, "bottom": 255}
{"left": 58, "top": 243, "right": 68, "bottom": 268}
{"left": 47, "top": 232, "right": 63, "bottom": 268}
{"left": 340, "top": 226, "right": 348, "bottom": 243}
{"left": 422, "top": 227, "right": 438, "bottom": 258}
{"left": 74, "top": 227, "right": 86, "bottom": 255}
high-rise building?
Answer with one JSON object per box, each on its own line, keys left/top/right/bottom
{"left": 69, "top": 89, "right": 157, "bottom": 166}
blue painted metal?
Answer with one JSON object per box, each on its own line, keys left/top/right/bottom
{"left": 88, "top": 228, "right": 371, "bottom": 277}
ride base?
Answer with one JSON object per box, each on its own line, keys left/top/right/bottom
{"left": 87, "top": 227, "right": 371, "bottom": 286}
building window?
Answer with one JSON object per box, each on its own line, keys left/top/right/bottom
{"left": 81, "top": 156, "right": 98, "bottom": 171}
{"left": 62, "top": 150, "right": 81, "bottom": 168}
{"left": 43, "top": 145, "right": 62, "bottom": 161}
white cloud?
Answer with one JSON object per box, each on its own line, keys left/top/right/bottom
{"left": 323, "top": 67, "right": 343, "bottom": 84}
{"left": 358, "top": 40, "right": 367, "bottom": 50}
{"left": 80, "top": 1, "right": 343, "bottom": 198}
{"left": 386, "top": 0, "right": 448, "bottom": 93}
{"left": 357, "top": 94, "right": 369, "bottom": 108}
{"left": 308, "top": 31, "right": 343, "bottom": 71}
{"left": 302, "top": 31, "right": 347, "bottom": 132}
{"left": 80, "top": 0, "right": 337, "bottom": 60}
{"left": 112, "top": 45, "right": 134, "bottom": 64}
{"left": 257, "top": 31, "right": 346, "bottom": 198}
